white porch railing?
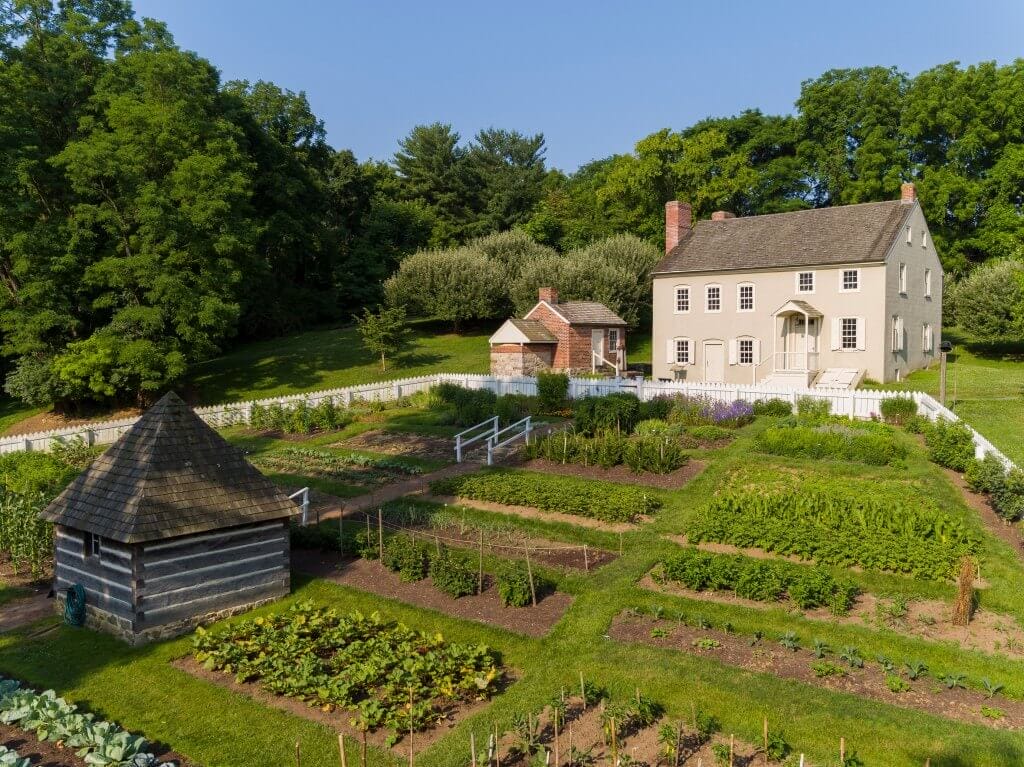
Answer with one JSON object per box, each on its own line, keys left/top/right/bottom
{"left": 775, "top": 351, "right": 820, "bottom": 372}
{"left": 591, "top": 349, "right": 622, "bottom": 375}
{"left": 289, "top": 487, "right": 311, "bottom": 525}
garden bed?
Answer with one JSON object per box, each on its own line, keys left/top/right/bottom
{"left": 423, "top": 495, "right": 640, "bottom": 533}
{"left": 610, "top": 612, "right": 1024, "bottom": 730}
{"left": 293, "top": 552, "right": 574, "bottom": 636}
{"left": 515, "top": 457, "right": 705, "bottom": 490}
{"left": 0, "top": 720, "right": 190, "bottom": 766}
{"left": 335, "top": 429, "right": 456, "bottom": 462}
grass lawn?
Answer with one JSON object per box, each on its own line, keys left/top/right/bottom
{"left": 185, "top": 320, "right": 491, "bottom": 404}
{"left": 2, "top": 410, "right": 1023, "bottom": 766}
{"left": 876, "top": 328, "right": 1024, "bottom": 465}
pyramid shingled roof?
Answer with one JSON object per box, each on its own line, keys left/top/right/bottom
{"left": 41, "top": 392, "right": 297, "bottom": 544}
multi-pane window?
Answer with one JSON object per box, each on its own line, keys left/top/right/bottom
{"left": 674, "top": 286, "right": 690, "bottom": 313}
{"left": 674, "top": 338, "right": 691, "bottom": 364}
{"left": 924, "top": 269, "right": 932, "bottom": 298}
{"left": 841, "top": 269, "right": 859, "bottom": 291}
{"left": 841, "top": 318, "right": 858, "bottom": 350}
{"left": 797, "top": 271, "right": 814, "bottom": 293}
{"left": 892, "top": 315, "right": 904, "bottom": 351}
{"left": 737, "top": 284, "right": 754, "bottom": 311}
{"left": 922, "top": 324, "right": 933, "bottom": 353}
{"left": 899, "top": 263, "right": 907, "bottom": 293}
{"left": 608, "top": 329, "right": 619, "bottom": 351}
{"left": 705, "top": 285, "right": 721, "bottom": 312}
{"left": 738, "top": 339, "right": 754, "bottom": 365}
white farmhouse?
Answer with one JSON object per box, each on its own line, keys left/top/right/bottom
{"left": 651, "top": 183, "right": 942, "bottom": 387}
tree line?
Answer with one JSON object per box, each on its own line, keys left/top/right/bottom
{"left": 1, "top": 0, "right": 1021, "bottom": 407}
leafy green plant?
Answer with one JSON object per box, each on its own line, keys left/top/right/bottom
{"left": 886, "top": 674, "right": 910, "bottom": 693}
{"left": 429, "top": 548, "right": 477, "bottom": 597}
{"left": 904, "top": 660, "right": 928, "bottom": 680}
{"left": 880, "top": 396, "right": 918, "bottom": 425}
{"left": 536, "top": 372, "right": 569, "bottom": 414}
{"left": 812, "top": 639, "right": 831, "bottom": 658}
{"left": 692, "top": 637, "right": 721, "bottom": 650}
{"left": 688, "top": 424, "right": 733, "bottom": 444}
{"left": 876, "top": 655, "right": 896, "bottom": 674}
{"left": 711, "top": 742, "right": 731, "bottom": 766}
{"left": 811, "top": 661, "right": 846, "bottom": 678}
{"left": 980, "top": 678, "right": 1004, "bottom": 699}
{"left": 795, "top": 396, "right": 832, "bottom": 423}
{"left": 765, "top": 730, "right": 790, "bottom": 760}
{"left": 381, "top": 534, "right": 431, "bottom": 581}
{"left": 923, "top": 417, "right": 976, "bottom": 472}
{"left": 754, "top": 423, "right": 907, "bottom": 466}
{"left": 778, "top": 631, "right": 800, "bottom": 652}
{"left": 981, "top": 705, "right": 1005, "bottom": 720}
{"left": 752, "top": 398, "right": 793, "bottom": 417}
{"left": 943, "top": 673, "right": 966, "bottom": 690}
{"left": 649, "top": 628, "right": 670, "bottom": 639}
{"left": 840, "top": 646, "right": 864, "bottom": 668}
{"left": 496, "top": 560, "right": 548, "bottom": 607}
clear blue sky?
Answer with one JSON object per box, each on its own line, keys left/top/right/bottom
{"left": 131, "top": 0, "right": 1022, "bottom": 171}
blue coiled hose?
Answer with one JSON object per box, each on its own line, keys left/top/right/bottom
{"left": 64, "top": 584, "right": 86, "bottom": 627}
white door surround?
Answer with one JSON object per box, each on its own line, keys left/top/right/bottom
{"left": 703, "top": 341, "right": 725, "bottom": 382}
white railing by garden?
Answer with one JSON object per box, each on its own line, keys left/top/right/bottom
{"left": 0, "top": 372, "right": 1014, "bottom": 470}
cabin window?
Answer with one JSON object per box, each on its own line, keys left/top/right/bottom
{"left": 705, "top": 285, "right": 721, "bottom": 312}
{"left": 674, "top": 286, "right": 690, "bottom": 313}
{"left": 83, "top": 531, "right": 101, "bottom": 558}
{"left": 922, "top": 323, "right": 934, "bottom": 353}
{"left": 796, "top": 271, "right": 814, "bottom": 293}
{"left": 892, "top": 315, "right": 904, "bottom": 351}
{"left": 924, "top": 268, "right": 932, "bottom": 298}
{"left": 840, "top": 269, "right": 859, "bottom": 292}
{"left": 899, "top": 263, "right": 907, "bottom": 294}
{"left": 737, "top": 283, "right": 754, "bottom": 312}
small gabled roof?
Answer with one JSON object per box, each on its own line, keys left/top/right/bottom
{"left": 654, "top": 200, "right": 914, "bottom": 275}
{"left": 525, "top": 300, "right": 626, "bottom": 326}
{"left": 41, "top": 392, "right": 297, "bottom": 544}
{"left": 773, "top": 299, "right": 822, "bottom": 318}
{"left": 489, "top": 319, "right": 558, "bottom": 345}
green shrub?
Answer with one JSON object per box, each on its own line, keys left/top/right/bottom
{"left": 795, "top": 396, "right": 831, "bottom": 423}
{"left": 496, "top": 560, "right": 546, "bottom": 607}
{"left": 634, "top": 418, "right": 671, "bottom": 437}
{"left": 573, "top": 393, "right": 641, "bottom": 435}
{"left": 495, "top": 393, "right": 536, "bottom": 425}
{"left": 638, "top": 396, "right": 675, "bottom": 422}
{"left": 880, "top": 396, "right": 918, "bottom": 425}
{"left": 536, "top": 371, "right": 569, "bottom": 414}
{"left": 431, "top": 469, "right": 660, "bottom": 522}
{"left": 249, "top": 399, "right": 351, "bottom": 434}
{"left": 734, "top": 561, "right": 787, "bottom": 601}
{"left": 429, "top": 549, "right": 477, "bottom": 597}
{"left": 0, "top": 451, "right": 81, "bottom": 495}
{"left": 753, "top": 398, "right": 793, "bottom": 417}
{"left": 754, "top": 424, "right": 906, "bottom": 465}
{"left": 965, "top": 453, "right": 1008, "bottom": 495}
{"left": 382, "top": 534, "right": 432, "bottom": 581}
{"left": 994, "top": 469, "right": 1024, "bottom": 522}
{"left": 924, "top": 417, "right": 976, "bottom": 471}
{"left": 622, "top": 437, "right": 687, "bottom": 474}
{"left": 688, "top": 425, "right": 733, "bottom": 443}
{"left": 525, "top": 431, "right": 686, "bottom": 474}
{"left": 354, "top": 529, "right": 379, "bottom": 559}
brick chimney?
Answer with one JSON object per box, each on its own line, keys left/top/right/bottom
{"left": 900, "top": 182, "right": 917, "bottom": 203}
{"left": 711, "top": 210, "right": 736, "bottom": 221}
{"left": 665, "top": 201, "right": 692, "bottom": 253}
{"left": 538, "top": 286, "right": 558, "bottom": 305}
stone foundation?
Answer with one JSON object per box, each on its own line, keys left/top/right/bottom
{"left": 490, "top": 345, "right": 553, "bottom": 376}
{"left": 55, "top": 593, "right": 284, "bottom": 646}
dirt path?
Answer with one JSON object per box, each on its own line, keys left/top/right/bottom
{"left": 293, "top": 552, "right": 573, "bottom": 636}
{"left": 0, "top": 594, "right": 53, "bottom": 633}
{"left": 945, "top": 467, "right": 1024, "bottom": 555}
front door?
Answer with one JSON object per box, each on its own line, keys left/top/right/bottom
{"left": 591, "top": 329, "right": 604, "bottom": 361}
{"left": 703, "top": 341, "right": 725, "bottom": 382}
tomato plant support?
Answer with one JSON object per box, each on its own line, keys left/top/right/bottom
{"left": 339, "top": 733, "right": 347, "bottom": 767}
{"left": 378, "top": 508, "right": 384, "bottom": 560}
{"left": 524, "top": 546, "right": 537, "bottom": 607}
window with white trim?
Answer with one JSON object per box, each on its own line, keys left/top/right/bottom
{"left": 608, "top": 329, "right": 619, "bottom": 351}
{"left": 705, "top": 285, "right": 721, "bottom": 312}
{"left": 840, "top": 269, "right": 859, "bottom": 292}
{"left": 898, "top": 263, "right": 907, "bottom": 294}
{"left": 922, "top": 323, "right": 933, "bottom": 353}
{"left": 906, "top": 225, "right": 912, "bottom": 244}
{"left": 674, "top": 338, "right": 691, "bottom": 364}
{"left": 924, "top": 269, "right": 932, "bottom": 298}
{"left": 892, "top": 315, "right": 904, "bottom": 351}
{"left": 840, "top": 318, "right": 858, "bottom": 350}
{"left": 921, "top": 231, "right": 928, "bottom": 248}
{"left": 83, "top": 531, "right": 101, "bottom": 558}
{"left": 737, "top": 283, "right": 754, "bottom": 312}
{"left": 738, "top": 338, "right": 754, "bottom": 365}
{"left": 796, "top": 271, "right": 814, "bottom": 293}
{"left": 674, "top": 285, "right": 690, "bottom": 313}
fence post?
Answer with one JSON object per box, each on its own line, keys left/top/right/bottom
{"left": 456, "top": 435, "right": 463, "bottom": 464}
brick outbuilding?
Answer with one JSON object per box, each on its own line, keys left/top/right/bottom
{"left": 489, "top": 288, "right": 626, "bottom": 376}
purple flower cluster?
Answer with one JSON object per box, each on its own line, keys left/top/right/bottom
{"left": 671, "top": 395, "right": 754, "bottom": 428}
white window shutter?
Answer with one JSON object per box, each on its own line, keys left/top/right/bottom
{"left": 830, "top": 318, "right": 841, "bottom": 351}
{"left": 728, "top": 339, "right": 737, "bottom": 365}
{"left": 856, "top": 317, "right": 866, "bottom": 351}
{"left": 752, "top": 338, "right": 761, "bottom": 364}
{"left": 666, "top": 338, "right": 674, "bottom": 364}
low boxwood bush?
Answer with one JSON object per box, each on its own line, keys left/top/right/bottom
{"left": 754, "top": 424, "right": 906, "bottom": 465}
{"left": 382, "top": 534, "right": 432, "bottom": 581}
{"left": 880, "top": 396, "right": 918, "bottom": 425}
{"left": 429, "top": 549, "right": 477, "bottom": 597}
{"left": 431, "top": 469, "right": 661, "bottom": 522}
{"left": 752, "top": 398, "right": 793, "bottom": 417}
{"left": 923, "top": 417, "right": 976, "bottom": 471}
{"left": 659, "top": 548, "right": 858, "bottom": 613}
{"left": 994, "top": 468, "right": 1024, "bottom": 522}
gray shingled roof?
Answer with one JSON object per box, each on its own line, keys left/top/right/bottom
{"left": 41, "top": 392, "right": 298, "bottom": 544}
{"left": 653, "top": 200, "right": 914, "bottom": 275}
{"left": 509, "top": 318, "right": 558, "bottom": 342}
{"left": 552, "top": 301, "right": 626, "bottom": 326}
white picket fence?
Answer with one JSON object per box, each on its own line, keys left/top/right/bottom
{"left": 0, "top": 372, "right": 1014, "bottom": 468}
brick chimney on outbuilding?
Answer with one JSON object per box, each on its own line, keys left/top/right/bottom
{"left": 665, "top": 201, "right": 692, "bottom": 254}
{"left": 711, "top": 210, "right": 736, "bottom": 221}
{"left": 900, "top": 182, "right": 917, "bottom": 203}
{"left": 538, "top": 287, "right": 559, "bottom": 305}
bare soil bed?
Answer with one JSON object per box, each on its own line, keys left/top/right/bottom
{"left": 610, "top": 612, "right": 1024, "bottom": 730}
{"left": 336, "top": 429, "right": 456, "bottom": 462}
{"left": 292, "top": 551, "right": 574, "bottom": 636}
{"left": 492, "top": 695, "right": 774, "bottom": 767}
{"left": 174, "top": 656, "right": 497, "bottom": 758}
{"left": 0, "top": 719, "right": 190, "bottom": 766}
{"left": 513, "top": 458, "right": 705, "bottom": 490}
{"left": 640, "top": 573, "right": 1024, "bottom": 657}
{"left": 424, "top": 494, "right": 644, "bottom": 533}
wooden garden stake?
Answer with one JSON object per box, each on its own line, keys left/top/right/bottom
{"left": 553, "top": 711, "right": 560, "bottom": 767}
{"left": 339, "top": 513, "right": 344, "bottom": 556}
{"left": 495, "top": 723, "right": 500, "bottom": 767}
{"left": 434, "top": 533, "right": 441, "bottom": 556}
{"left": 763, "top": 716, "right": 768, "bottom": 765}
{"left": 953, "top": 556, "right": 976, "bottom": 626}
{"left": 673, "top": 722, "right": 682, "bottom": 767}
{"left": 338, "top": 734, "right": 347, "bottom": 767}
{"left": 579, "top": 671, "right": 586, "bottom": 709}
{"left": 798, "top": 755, "right": 804, "bottom": 767}
{"left": 361, "top": 730, "right": 367, "bottom": 767}
{"left": 378, "top": 508, "right": 384, "bottom": 560}
{"left": 618, "top": 532, "right": 623, "bottom": 555}
{"left": 524, "top": 547, "right": 537, "bottom": 606}
{"left": 409, "top": 687, "right": 415, "bottom": 767}
{"left": 478, "top": 531, "right": 484, "bottom": 595}
{"left": 583, "top": 545, "right": 589, "bottom": 572}
{"left": 471, "top": 733, "right": 477, "bottom": 767}
{"left": 729, "top": 734, "right": 734, "bottom": 767}
{"left": 568, "top": 722, "right": 573, "bottom": 765}
{"left": 840, "top": 736, "right": 846, "bottom": 764}
{"left": 610, "top": 717, "right": 618, "bottom": 767}
{"left": 295, "top": 740, "right": 301, "bottom": 767}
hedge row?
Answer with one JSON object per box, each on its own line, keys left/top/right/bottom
{"left": 430, "top": 469, "right": 660, "bottom": 523}
{"left": 658, "top": 548, "right": 859, "bottom": 614}
{"left": 754, "top": 424, "right": 907, "bottom": 465}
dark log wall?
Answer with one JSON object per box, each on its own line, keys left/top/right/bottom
{"left": 135, "top": 520, "right": 290, "bottom": 630}
{"left": 53, "top": 525, "right": 136, "bottom": 620}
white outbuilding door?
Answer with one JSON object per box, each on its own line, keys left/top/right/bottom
{"left": 703, "top": 341, "right": 725, "bottom": 382}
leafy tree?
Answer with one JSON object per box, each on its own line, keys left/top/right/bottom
{"left": 355, "top": 305, "right": 410, "bottom": 371}
{"left": 948, "top": 259, "right": 1024, "bottom": 340}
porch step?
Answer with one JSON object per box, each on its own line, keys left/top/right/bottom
{"left": 761, "top": 370, "right": 817, "bottom": 388}
{"left": 813, "top": 368, "right": 863, "bottom": 390}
